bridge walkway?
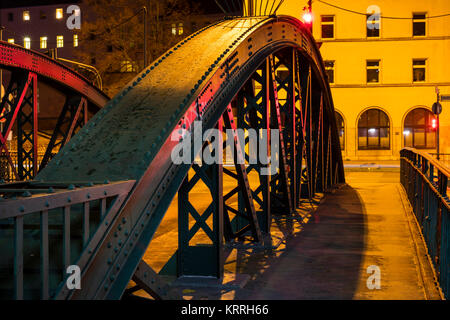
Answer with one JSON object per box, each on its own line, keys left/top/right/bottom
{"left": 131, "top": 171, "right": 443, "bottom": 300}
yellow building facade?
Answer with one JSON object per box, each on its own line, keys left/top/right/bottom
{"left": 273, "top": 0, "right": 450, "bottom": 160}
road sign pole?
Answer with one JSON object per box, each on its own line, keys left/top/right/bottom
{"left": 437, "top": 91, "right": 440, "bottom": 160}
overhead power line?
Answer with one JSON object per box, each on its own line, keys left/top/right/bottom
{"left": 317, "top": 0, "right": 450, "bottom": 19}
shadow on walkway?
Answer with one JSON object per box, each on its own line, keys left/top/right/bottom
{"left": 233, "top": 184, "right": 367, "bottom": 299}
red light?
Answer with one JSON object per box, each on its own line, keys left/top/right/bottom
{"left": 431, "top": 118, "right": 437, "bottom": 129}
{"left": 303, "top": 12, "right": 312, "bottom": 23}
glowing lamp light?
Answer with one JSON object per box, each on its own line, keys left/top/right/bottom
{"left": 368, "top": 128, "right": 376, "bottom": 135}
{"left": 403, "top": 130, "right": 410, "bottom": 136}
{"left": 303, "top": 12, "right": 313, "bottom": 23}
{"left": 431, "top": 118, "right": 437, "bottom": 129}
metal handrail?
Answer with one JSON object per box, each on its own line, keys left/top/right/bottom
{"left": 400, "top": 147, "right": 449, "bottom": 299}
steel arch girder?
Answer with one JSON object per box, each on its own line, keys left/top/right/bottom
{"left": 29, "top": 16, "right": 344, "bottom": 299}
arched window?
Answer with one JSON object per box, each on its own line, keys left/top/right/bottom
{"left": 335, "top": 111, "right": 345, "bottom": 150}
{"left": 403, "top": 108, "right": 436, "bottom": 149}
{"left": 358, "top": 108, "right": 390, "bottom": 150}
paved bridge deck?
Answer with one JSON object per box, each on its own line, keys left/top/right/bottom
{"left": 132, "top": 171, "right": 443, "bottom": 300}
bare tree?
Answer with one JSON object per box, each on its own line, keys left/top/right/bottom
{"left": 76, "top": 0, "right": 201, "bottom": 96}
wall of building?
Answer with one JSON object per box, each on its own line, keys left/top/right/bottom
{"left": 276, "top": 0, "right": 450, "bottom": 160}
{"left": 0, "top": 3, "right": 81, "bottom": 59}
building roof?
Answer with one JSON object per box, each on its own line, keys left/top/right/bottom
{"left": 0, "top": 0, "right": 224, "bottom": 13}
{"left": 1, "top": 0, "right": 81, "bottom": 9}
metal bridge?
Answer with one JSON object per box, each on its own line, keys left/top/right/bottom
{"left": 0, "top": 14, "right": 447, "bottom": 300}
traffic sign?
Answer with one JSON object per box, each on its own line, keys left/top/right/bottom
{"left": 432, "top": 102, "right": 442, "bottom": 115}
{"left": 440, "top": 94, "right": 450, "bottom": 102}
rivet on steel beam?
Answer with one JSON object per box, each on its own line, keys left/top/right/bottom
{"left": 107, "top": 242, "right": 112, "bottom": 248}
{"left": 45, "top": 201, "right": 50, "bottom": 207}
{"left": 68, "top": 184, "right": 75, "bottom": 190}
{"left": 118, "top": 225, "right": 122, "bottom": 231}
{"left": 19, "top": 206, "right": 25, "bottom": 213}
{"left": 67, "top": 197, "right": 71, "bottom": 203}
{"left": 124, "top": 231, "right": 129, "bottom": 236}
{"left": 107, "top": 259, "right": 112, "bottom": 265}
{"left": 118, "top": 240, "right": 122, "bottom": 246}
{"left": 22, "top": 191, "right": 32, "bottom": 197}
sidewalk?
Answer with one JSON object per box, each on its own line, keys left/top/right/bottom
{"left": 344, "top": 160, "right": 400, "bottom": 171}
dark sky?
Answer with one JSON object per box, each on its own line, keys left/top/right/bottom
{"left": 1, "top": 0, "right": 225, "bottom": 13}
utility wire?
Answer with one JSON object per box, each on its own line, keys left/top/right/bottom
{"left": 317, "top": 0, "right": 450, "bottom": 19}
{"left": 264, "top": 0, "right": 269, "bottom": 16}
{"left": 273, "top": 0, "right": 284, "bottom": 15}
{"left": 214, "top": 0, "right": 227, "bottom": 14}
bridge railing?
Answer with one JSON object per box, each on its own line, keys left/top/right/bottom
{"left": 0, "top": 180, "right": 134, "bottom": 299}
{"left": 400, "top": 147, "right": 450, "bottom": 299}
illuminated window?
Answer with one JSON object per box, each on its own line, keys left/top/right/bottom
{"left": 40, "top": 36, "right": 48, "bottom": 49}
{"left": 73, "top": 34, "right": 79, "bottom": 47}
{"left": 413, "top": 13, "right": 426, "bottom": 37}
{"left": 404, "top": 108, "right": 436, "bottom": 149}
{"left": 120, "top": 60, "right": 134, "bottom": 72}
{"left": 366, "top": 60, "right": 380, "bottom": 83}
{"left": 56, "top": 8, "right": 63, "bottom": 19}
{"left": 24, "top": 37, "right": 31, "bottom": 49}
{"left": 8, "top": 39, "right": 14, "bottom": 44}
{"left": 366, "top": 13, "right": 380, "bottom": 38}
{"left": 321, "top": 16, "right": 334, "bottom": 39}
{"left": 23, "top": 11, "right": 30, "bottom": 21}
{"left": 56, "top": 35, "right": 64, "bottom": 48}
{"left": 335, "top": 111, "right": 345, "bottom": 150}
{"left": 413, "top": 59, "right": 426, "bottom": 82}
{"left": 324, "top": 60, "right": 335, "bottom": 84}
{"left": 178, "top": 23, "right": 184, "bottom": 35}
{"left": 358, "top": 109, "right": 390, "bottom": 150}
{"left": 171, "top": 23, "right": 177, "bottom": 35}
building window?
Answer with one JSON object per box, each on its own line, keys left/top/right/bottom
{"left": 366, "top": 60, "right": 380, "bottom": 83}
{"left": 335, "top": 111, "right": 345, "bottom": 150}
{"left": 413, "top": 59, "right": 426, "bottom": 82}
{"left": 23, "top": 11, "right": 30, "bottom": 21}
{"left": 24, "top": 37, "right": 31, "bottom": 49}
{"left": 40, "top": 37, "right": 47, "bottom": 49}
{"left": 40, "top": 10, "right": 47, "bottom": 19}
{"left": 56, "top": 8, "right": 63, "bottom": 19}
{"left": 358, "top": 109, "right": 390, "bottom": 150}
{"left": 413, "top": 13, "right": 426, "bottom": 37}
{"left": 171, "top": 23, "right": 177, "bottom": 35}
{"left": 8, "top": 12, "right": 13, "bottom": 21}
{"left": 8, "top": 39, "right": 14, "bottom": 44}
{"left": 366, "top": 14, "right": 380, "bottom": 38}
{"left": 56, "top": 35, "right": 64, "bottom": 48}
{"left": 324, "top": 61, "right": 335, "bottom": 84}
{"left": 404, "top": 108, "right": 436, "bottom": 149}
{"left": 120, "top": 60, "right": 134, "bottom": 72}
{"left": 73, "top": 34, "right": 79, "bottom": 47}
{"left": 321, "top": 15, "right": 335, "bottom": 39}
{"left": 178, "top": 23, "right": 184, "bottom": 35}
